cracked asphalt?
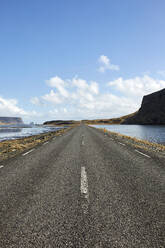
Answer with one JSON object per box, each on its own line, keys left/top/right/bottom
{"left": 0, "top": 125, "right": 164, "bottom": 247}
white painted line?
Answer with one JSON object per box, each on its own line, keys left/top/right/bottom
{"left": 22, "top": 149, "right": 35, "bottom": 156}
{"left": 0, "top": 165, "right": 4, "bottom": 169}
{"left": 82, "top": 140, "right": 85, "bottom": 146}
{"left": 81, "top": 167, "right": 89, "bottom": 214}
{"left": 119, "top": 142, "right": 126, "bottom": 146}
{"left": 43, "top": 141, "right": 49, "bottom": 145}
{"left": 81, "top": 167, "right": 89, "bottom": 197}
{"left": 135, "top": 150, "right": 151, "bottom": 158}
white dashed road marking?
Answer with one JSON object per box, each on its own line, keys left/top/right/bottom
{"left": 81, "top": 167, "right": 88, "bottom": 196}
{"left": 81, "top": 167, "right": 89, "bottom": 214}
{"left": 22, "top": 149, "right": 35, "bottom": 156}
{"left": 119, "top": 142, "right": 126, "bottom": 146}
{"left": 135, "top": 150, "right": 151, "bottom": 158}
{"left": 43, "top": 141, "right": 49, "bottom": 145}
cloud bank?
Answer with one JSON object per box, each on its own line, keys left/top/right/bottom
{"left": 30, "top": 74, "right": 165, "bottom": 121}
{"left": 108, "top": 75, "right": 165, "bottom": 98}
{"left": 98, "top": 55, "right": 120, "bottom": 73}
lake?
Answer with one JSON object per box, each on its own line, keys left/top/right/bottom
{"left": 0, "top": 125, "right": 64, "bottom": 141}
{"left": 91, "top": 125, "right": 165, "bottom": 145}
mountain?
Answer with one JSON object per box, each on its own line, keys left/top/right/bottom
{"left": 122, "top": 88, "right": 165, "bottom": 124}
{"left": 0, "top": 117, "right": 23, "bottom": 125}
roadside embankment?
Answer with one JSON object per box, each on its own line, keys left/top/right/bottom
{"left": 91, "top": 126, "right": 165, "bottom": 157}
{"left": 0, "top": 127, "right": 72, "bottom": 162}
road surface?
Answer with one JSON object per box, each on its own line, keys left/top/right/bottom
{"left": 0, "top": 125, "right": 164, "bottom": 247}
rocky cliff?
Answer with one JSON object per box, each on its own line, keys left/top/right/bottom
{"left": 122, "top": 88, "right": 165, "bottom": 124}
{"left": 0, "top": 117, "right": 23, "bottom": 125}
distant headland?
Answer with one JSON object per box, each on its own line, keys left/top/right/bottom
{"left": 0, "top": 117, "right": 23, "bottom": 125}
{"left": 122, "top": 88, "right": 165, "bottom": 124}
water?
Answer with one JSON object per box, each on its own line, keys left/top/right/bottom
{"left": 91, "top": 125, "right": 165, "bottom": 145}
{"left": 0, "top": 125, "right": 64, "bottom": 141}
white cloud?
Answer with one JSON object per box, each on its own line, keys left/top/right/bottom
{"left": 71, "top": 78, "right": 99, "bottom": 101}
{"left": 89, "top": 81, "right": 99, "bottom": 95}
{"left": 77, "top": 93, "right": 138, "bottom": 119}
{"left": 42, "top": 90, "right": 62, "bottom": 104}
{"left": 49, "top": 109, "right": 58, "bottom": 115}
{"left": 34, "top": 75, "right": 137, "bottom": 120}
{"left": 41, "top": 76, "right": 99, "bottom": 107}
{"left": 108, "top": 75, "right": 165, "bottom": 100}
{"left": 0, "top": 96, "right": 41, "bottom": 122}
{"left": 98, "top": 55, "right": 119, "bottom": 73}
{"left": 0, "top": 96, "right": 27, "bottom": 116}
{"left": 72, "top": 77, "right": 88, "bottom": 90}
{"left": 30, "top": 97, "right": 41, "bottom": 105}
{"left": 46, "top": 76, "right": 69, "bottom": 97}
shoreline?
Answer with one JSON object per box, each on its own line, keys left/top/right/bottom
{"left": 92, "top": 126, "right": 165, "bottom": 158}
{"left": 90, "top": 124, "right": 165, "bottom": 146}
{"left": 0, "top": 127, "right": 72, "bottom": 162}
{"left": 0, "top": 127, "right": 63, "bottom": 142}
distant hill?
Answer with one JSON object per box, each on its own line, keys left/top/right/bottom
{"left": 43, "top": 120, "right": 80, "bottom": 126}
{"left": 43, "top": 114, "right": 137, "bottom": 126}
{"left": 81, "top": 112, "right": 137, "bottom": 125}
{"left": 0, "top": 117, "right": 23, "bottom": 125}
{"left": 43, "top": 113, "right": 139, "bottom": 126}
{"left": 43, "top": 112, "right": 136, "bottom": 126}
{"left": 122, "top": 88, "right": 165, "bottom": 124}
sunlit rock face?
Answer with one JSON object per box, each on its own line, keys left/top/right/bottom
{"left": 122, "top": 88, "right": 165, "bottom": 125}
{"left": 0, "top": 117, "right": 23, "bottom": 125}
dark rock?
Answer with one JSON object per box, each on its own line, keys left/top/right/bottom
{"left": 122, "top": 88, "right": 165, "bottom": 124}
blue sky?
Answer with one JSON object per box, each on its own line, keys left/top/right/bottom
{"left": 0, "top": 0, "right": 165, "bottom": 123}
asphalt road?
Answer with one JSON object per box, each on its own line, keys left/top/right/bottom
{"left": 0, "top": 125, "right": 164, "bottom": 247}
